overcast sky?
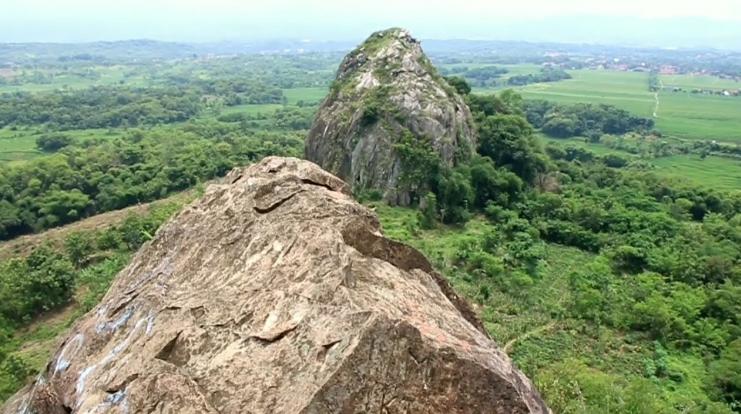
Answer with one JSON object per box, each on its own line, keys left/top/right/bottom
{"left": 2, "top": 0, "right": 740, "bottom": 48}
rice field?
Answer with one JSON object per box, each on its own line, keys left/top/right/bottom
{"left": 282, "top": 87, "right": 328, "bottom": 105}
{"left": 472, "top": 66, "right": 741, "bottom": 143}
{"left": 650, "top": 154, "right": 741, "bottom": 191}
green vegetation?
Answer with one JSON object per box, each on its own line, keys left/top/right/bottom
{"left": 651, "top": 155, "right": 741, "bottom": 190}
{"left": 0, "top": 201, "right": 183, "bottom": 400}
{"left": 505, "top": 69, "right": 656, "bottom": 116}
{"left": 507, "top": 66, "right": 572, "bottom": 86}
{"left": 487, "top": 68, "right": 741, "bottom": 143}
{"left": 0, "top": 125, "right": 303, "bottom": 240}
{"left": 283, "top": 87, "right": 328, "bottom": 105}
{"left": 524, "top": 100, "right": 654, "bottom": 140}
{"left": 661, "top": 73, "right": 741, "bottom": 92}
{"left": 441, "top": 65, "right": 509, "bottom": 87}
{"left": 361, "top": 83, "right": 740, "bottom": 412}
{"left": 656, "top": 92, "right": 741, "bottom": 143}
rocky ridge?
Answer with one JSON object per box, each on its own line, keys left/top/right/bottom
{"left": 2, "top": 157, "right": 548, "bottom": 414}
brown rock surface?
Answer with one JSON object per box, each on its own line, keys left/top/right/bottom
{"left": 2, "top": 157, "right": 549, "bottom": 414}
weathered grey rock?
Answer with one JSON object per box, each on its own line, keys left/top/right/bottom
{"left": 305, "top": 28, "right": 477, "bottom": 205}
{"left": 2, "top": 157, "right": 549, "bottom": 414}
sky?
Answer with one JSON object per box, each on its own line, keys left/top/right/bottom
{"left": 1, "top": 0, "right": 741, "bottom": 48}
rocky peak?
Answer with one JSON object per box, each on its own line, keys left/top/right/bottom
{"left": 2, "top": 157, "right": 548, "bottom": 414}
{"left": 305, "top": 28, "right": 477, "bottom": 205}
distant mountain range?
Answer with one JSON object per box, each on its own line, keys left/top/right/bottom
{"left": 1, "top": 28, "right": 740, "bottom": 66}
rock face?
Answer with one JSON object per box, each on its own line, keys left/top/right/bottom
{"left": 305, "top": 28, "right": 477, "bottom": 204}
{"left": 2, "top": 157, "right": 549, "bottom": 414}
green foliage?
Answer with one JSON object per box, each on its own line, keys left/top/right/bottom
{"left": 0, "top": 246, "right": 75, "bottom": 322}
{"left": 371, "top": 88, "right": 738, "bottom": 413}
{"left": 393, "top": 130, "right": 442, "bottom": 201}
{"left": 0, "top": 355, "right": 31, "bottom": 401}
{"left": 64, "top": 231, "right": 95, "bottom": 268}
{"left": 477, "top": 114, "right": 546, "bottom": 182}
{"left": 359, "top": 85, "right": 398, "bottom": 126}
{"left": 469, "top": 156, "right": 524, "bottom": 208}
{"left": 441, "top": 66, "right": 508, "bottom": 87}
{"left": 35, "top": 134, "right": 73, "bottom": 152}
{"left": 0, "top": 199, "right": 181, "bottom": 401}
{"left": 435, "top": 168, "right": 473, "bottom": 224}
{"left": 418, "top": 193, "right": 438, "bottom": 229}
{"left": 466, "top": 92, "right": 524, "bottom": 118}
{"left": 75, "top": 255, "right": 129, "bottom": 311}
{"left": 444, "top": 76, "right": 471, "bottom": 95}
{"left": 0, "top": 124, "right": 303, "bottom": 240}
{"left": 536, "top": 358, "right": 679, "bottom": 414}
{"left": 0, "top": 86, "right": 203, "bottom": 130}
{"left": 709, "top": 339, "right": 741, "bottom": 408}
{"left": 525, "top": 100, "right": 655, "bottom": 138}
{"left": 507, "top": 66, "right": 572, "bottom": 86}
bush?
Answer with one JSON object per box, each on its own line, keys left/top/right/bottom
{"left": 444, "top": 76, "right": 471, "bottom": 95}
{"left": 64, "top": 231, "right": 95, "bottom": 267}
{"left": 35, "top": 134, "right": 74, "bottom": 152}
{"left": 709, "top": 339, "right": 741, "bottom": 407}
{"left": 0, "top": 246, "right": 75, "bottom": 322}
{"left": 418, "top": 192, "right": 438, "bottom": 229}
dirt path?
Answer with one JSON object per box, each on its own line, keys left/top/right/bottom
{"left": 653, "top": 79, "right": 664, "bottom": 118}
{"left": 0, "top": 190, "right": 195, "bottom": 260}
{"left": 503, "top": 322, "right": 557, "bottom": 354}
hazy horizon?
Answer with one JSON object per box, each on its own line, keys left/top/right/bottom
{"left": 2, "top": 0, "right": 741, "bottom": 50}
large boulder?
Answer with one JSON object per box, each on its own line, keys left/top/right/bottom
{"left": 2, "top": 157, "right": 548, "bottom": 414}
{"left": 305, "top": 28, "right": 477, "bottom": 205}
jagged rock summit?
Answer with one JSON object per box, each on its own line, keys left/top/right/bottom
{"left": 2, "top": 157, "right": 549, "bottom": 414}
{"left": 305, "top": 28, "right": 477, "bottom": 204}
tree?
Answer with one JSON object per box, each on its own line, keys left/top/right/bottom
{"left": 444, "top": 76, "right": 471, "bottom": 95}
{"left": 35, "top": 134, "right": 73, "bottom": 152}
{"left": 435, "top": 168, "right": 473, "bottom": 224}
{"left": 394, "top": 130, "right": 442, "bottom": 202}
{"left": 709, "top": 339, "right": 741, "bottom": 407}
{"left": 477, "top": 114, "right": 546, "bottom": 182}
{"left": 0, "top": 201, "right": 22, "bottom": 239}
{"left": 469, "top": 156, "right": 523, "bottom": 208}
{"left": 418, "top": 192, "right": 438, "bottom": 229}
{"left": 64, "top": 232, "right": 94, "bottom": 268}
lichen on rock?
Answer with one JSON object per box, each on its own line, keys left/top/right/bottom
{"left": 305, "top": 28, "right": 477, "bottom": 205}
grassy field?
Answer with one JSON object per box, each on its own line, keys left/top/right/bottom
{"left": 472, "top": 67, "right": 741, "bottom": 143}
{"left": 479, "top": 69, "right": 656, "bottom": 116}
{"left": 536, "top": 133, "right": 639, "bottom": 156}
{"left": 650, "top": 154, "right": 741, "bottom": 190}
{"left": 536, "top": 133, "right": 741, "bottom": 191}
{"left": 282, "top": 87, "right": 328, "bottom": 105}
{"left": 220, "top": 103, "right": 285, "bottom": 116}
{"left": 654, "top": 92, "right": 741, "bottom": 142}
{"left": 0, "top": 127, "right": 127, "bottom": 166}
{"left": 0, "top": 66, "right": 149, "bottom": 93}
{"left": 0, "top": 128, "right": 43, "bottom": 165}
{"left": 661, "top": 73, "right": 741, "bottom": 91}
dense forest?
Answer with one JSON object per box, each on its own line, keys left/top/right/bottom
{"left": 0, "top": 125, "right": 304, "bottom": 239}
